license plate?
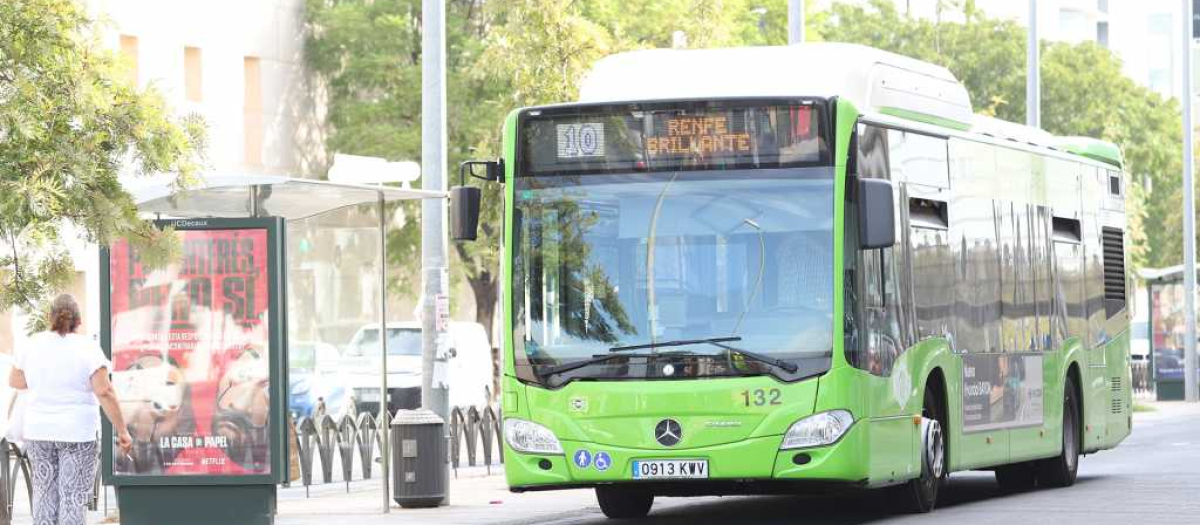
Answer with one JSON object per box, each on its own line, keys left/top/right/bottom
{"left": 631, "top": 459, "right": 708, "bottom": 479}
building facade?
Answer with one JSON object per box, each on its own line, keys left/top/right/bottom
{"left": 2, "top": 0, "right": 325, "bottom": 353}
{"left": 863, "top": 0, "right": 1196, "bottom": 101}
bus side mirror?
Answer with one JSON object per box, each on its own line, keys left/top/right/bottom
{"left": 450, "top": 186, "right": 481, "bottom": 241}
{"left": 857, "top": 178, "right": 895, "bottom": 249}
{"left": 451, "top": 159, "right": 503, "bottom": 242}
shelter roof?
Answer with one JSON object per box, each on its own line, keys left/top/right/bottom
{"left": 126, "top": 172, "right": 444, "bottom": 221}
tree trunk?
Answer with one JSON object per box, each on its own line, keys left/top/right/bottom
{"left": 467, "top": 270, "right": 499, "bottom": 403}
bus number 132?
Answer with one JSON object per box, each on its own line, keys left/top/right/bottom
{"left": 741, "top": 388, "right": 781, "bottom": 407}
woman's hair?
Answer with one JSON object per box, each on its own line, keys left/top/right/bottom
{"left": 49, "top": 294, "right": 82, "bottom": 336}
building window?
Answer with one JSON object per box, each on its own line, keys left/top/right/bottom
{"left": 1097, "top": 21, "right": 1109, "bottom": 48}
{"left": 243, "top": 56, "right": 263, "bottom": 167}
{"left": 184, "top": 47, "right": 203, "bottom": 102}
{"left": 119, "top": 35, "right": 138, "bottom": 86}
{"left": 1058, "top": 10, "right": 1087, "bottom": 42}
{"left": 1147, "top": 13, "right": 1173, "bottom": 97}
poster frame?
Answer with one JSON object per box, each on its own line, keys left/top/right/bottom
{"left": 100, "top": 216, "right": 288, "bottom": 487}
{"left": 960, "top": 351, "right": 1046, "bottom": 434}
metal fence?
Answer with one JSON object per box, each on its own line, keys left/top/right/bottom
{"left": 0, "top": 441, "right": 32, "bottom": 525}
{"left": 1132, "top": 360, "right": 1153, "bottom": 395}
{"left": 290, "top": 405, "right": 503, "bottom": 494}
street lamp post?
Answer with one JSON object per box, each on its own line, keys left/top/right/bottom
{"left": 789, "top": 0, "right": 804, "bottom": 44}
{"left": 421, "top": 0, "right": 453, "bottom": 503}
{"left": 1027, "top": 0, "right": 1040, "bottom": 129}
{"left": 1182, "top": 0, "right": 1198, "bottom": 403}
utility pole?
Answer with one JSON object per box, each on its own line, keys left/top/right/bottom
{"left": 789, "top": 0, "right": 804, "bottom": 44}
{"left": 421, "top": 0, "right": 453, "bottom": 493}
{"left": 1027, "top": 0, "right": 1040, "bottom": 128}
{"left": 377, "top": 194, "right": 391, "bottom": 514}
{"left": 1183, "top": 0, "right": 1198, "bottom": 402}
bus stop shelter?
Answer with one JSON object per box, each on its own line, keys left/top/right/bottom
{"left": 117, "top": 172, "right": 444, "bottom": 520}
{"left": 1139, "top": 265, "right": 1200, "bottom": 401}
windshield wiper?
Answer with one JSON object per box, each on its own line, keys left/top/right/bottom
{"left": 609, "top": 336, "right": 799, "bottom": 374}
{"left": 706, "top": 340, "right": 800, "bottom": 374}
{"left": 538, "top": 354, "right": 625, "bottom": 378}
{"left": 538, "top": 348, "right": 708, "bottom": 380}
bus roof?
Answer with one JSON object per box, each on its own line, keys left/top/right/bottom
{"left": 1051, "top": 137, "right": 1124, "bottom": 168}
{"left": 578, "top": 43, "right": 1123, "bottom": 169}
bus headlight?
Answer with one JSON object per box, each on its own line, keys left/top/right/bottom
{"left": 503, "top": 418, "right": 564, "bottom": 455}
{"left": 781, "top": 410, "right": 854, "bottom": 450}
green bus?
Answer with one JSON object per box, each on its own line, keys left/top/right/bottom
{"left": 452, "top": 43, "right": 1132, "bottom": 518}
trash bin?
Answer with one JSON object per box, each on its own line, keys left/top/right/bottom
{"left": 391, "top": 409, "right": 447, "bottom": 508}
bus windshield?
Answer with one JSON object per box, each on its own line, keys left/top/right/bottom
{"left": 513, "top": 168, "right": 835, "bottom": 385}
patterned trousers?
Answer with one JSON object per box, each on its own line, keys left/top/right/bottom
{"left": 25, "top": 440, "right": 98, "bottom": 525}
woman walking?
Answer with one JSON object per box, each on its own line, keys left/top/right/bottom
{"left": 9, "top": 294, "right": 133, "bottom": 525}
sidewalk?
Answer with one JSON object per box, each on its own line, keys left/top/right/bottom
{"left": 1131, "top": 399, "right": 1200, "bottom": 425}
{"left": 275, "top": 465, "right": 600, "bottom": 525}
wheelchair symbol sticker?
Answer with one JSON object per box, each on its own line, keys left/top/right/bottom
{"left": 594, "top": 451, "right": 612, "bottom": 472}
{"left": 573, "top": 449, "right": 592, "bottom": 469}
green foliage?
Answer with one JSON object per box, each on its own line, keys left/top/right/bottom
{"left": 307, "top": 0, "right": 1192, "bottom": 353}
{"left": 0, "top": 0, "right": 205, "bottom": 329}
{"left": 306, "top": 0, "right": 506, "bottom": 297}
{"left": 822, "top": 0, "right": 1183, "bottom": 269}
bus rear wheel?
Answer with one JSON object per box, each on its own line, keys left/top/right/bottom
{"left": 596, "top": 486, "right": 654, "bottom": 519}
{"left": 897, "top": 385, "right": 945, "bottom": 513}
{"left": 1038, "top": 374, "right": 1080, "bottom": 487}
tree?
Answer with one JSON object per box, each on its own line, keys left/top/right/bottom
{"left": 306, "top": 0, "right": 511, "bottom": 398}
{"left": 821, "top": 0, "right": 1184, "bottom": 269}
{"left": 0, "top": 0, "right": 205, "bottom": 328}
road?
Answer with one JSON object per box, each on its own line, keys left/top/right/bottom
{"left": 7, "top": 408, "right": 1190, "bottom": 525}
{"left": 499, "top": 405, "right": 1200, "bottom": 525}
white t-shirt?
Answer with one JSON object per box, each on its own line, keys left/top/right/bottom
{"left": 15, "top": 332, "right": 111, "bottom": 443}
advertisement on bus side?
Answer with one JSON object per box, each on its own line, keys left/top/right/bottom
{"left": 962, "top": 353, "right": 1044, "bottom": 432}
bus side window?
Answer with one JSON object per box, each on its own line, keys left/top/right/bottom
{"left": 896, "top": 129, "right": 952, "bottom": 345}
{"left": 910, "top": 215, "right": 953, "bottom": 342}
{"left": 949, "top": 139, "right": 1003, "bottom": 354}
{"left": 1081, "top": 167, "right": 1107, "bottom": 347}
{"left": 1051, "top": 216, "right": 1084, "bottom": 349}
{"left": 1032, "top": 205, "right": 1053, "bottom": 351}
{"left": 851, "top": 124, "right": 903, "bottom": 376}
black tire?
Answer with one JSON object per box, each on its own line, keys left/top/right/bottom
{"left": 994, "top": 462, "right": 1038, "bottom": 492}
{"left": 596, "top": 486, "right": 654, "bottom": 519}
{"left": 896, "top": 385, "right": 946, "bottom": 513}
{"left": 1038, "top": 374, "right": 1081, "bottom": 487}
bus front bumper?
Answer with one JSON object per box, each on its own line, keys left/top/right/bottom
{"left": 506, "top": 420, "right": 870, "bottom": 494}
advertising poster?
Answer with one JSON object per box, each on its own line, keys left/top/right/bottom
{"left": 962, "top": 353, "right": 1044, "bottom": 432}
{"left": 109, "top": 227, "right": 272, "bottom": 477}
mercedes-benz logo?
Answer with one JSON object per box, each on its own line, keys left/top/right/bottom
{"left": 655, "top": 419, "right": 683, "bottom": 447}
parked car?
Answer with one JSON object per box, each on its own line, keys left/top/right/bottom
{"left": 1130, "top": 321, "right": 1150, "bottom": 362}
{"left": 341, "top": 321, "right": 494, "bottom": 414}
{"left": 1154, "top": 347, "right": 1185, "bottom": 379}
{"left": 288, "top": 341, "right": 348, "bottom": 419}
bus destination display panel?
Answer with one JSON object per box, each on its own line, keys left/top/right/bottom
{"left": 522, "top": 102, "right": 828, "bottom": 175}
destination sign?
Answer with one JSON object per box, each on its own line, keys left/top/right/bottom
{"left": 523, "top": 102, "right": 826, "bottom": 174}
{"left": 644, "top": 116, "right": 752, "bottom": 157}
